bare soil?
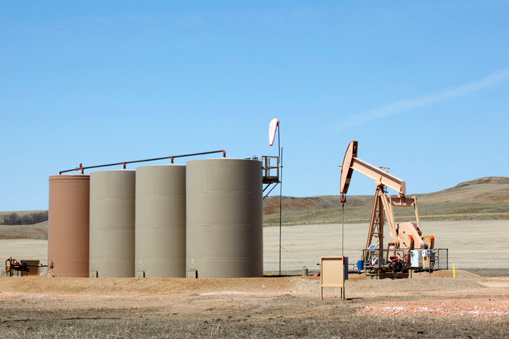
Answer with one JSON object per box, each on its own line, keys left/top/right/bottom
{"left": 0, "top": 271, "right": 508, "bottom": 338}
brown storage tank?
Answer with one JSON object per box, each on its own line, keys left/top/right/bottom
{"left": 89, "top": 170, "right": 135, "bottom": 278}
{"left": 48, "top": 175, "right": 90, "bottom": 277}
{"left": 186, "top": 158, "right": 263, "bottom": 278}
{"left": 135, "top": 165, "right": 186, "bottom": 278}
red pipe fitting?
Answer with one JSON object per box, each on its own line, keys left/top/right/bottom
{"left": 339, "top": 193, "right": 346, "bottom": 204}
{"left": 222, "top": 150, "right": 226, "bottom": 157}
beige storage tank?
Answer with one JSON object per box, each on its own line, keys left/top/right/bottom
{"left": 89, "top": 170, "right": 135, "bottom": 278}
{"left": 186, "top": 158, "right": 263, "bottom": 278}
{"left": 48, "top": 175, "right": 90, "bottom": 277}
{"left": 135, "top": 165, "right": 186, "bottom": 278}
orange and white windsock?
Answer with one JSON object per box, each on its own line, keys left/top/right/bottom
{"left": 269, "top": 118, "right": 279, "bottom": 146}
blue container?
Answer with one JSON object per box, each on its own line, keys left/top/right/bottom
{"left": 357, "top": 260, "right": 364, "bottom": 270}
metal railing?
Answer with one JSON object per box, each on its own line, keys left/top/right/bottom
{"left": 361, "top": 248, "right": 410, "bottom": 272}
{"left": 360, "top": 247, "right": 449, "bottom": 273}
{"left": 262, "top": 155, "right": 280, "bottom": 184}
{"left": 435, "top": 248, "right": 449, "bottom": 270}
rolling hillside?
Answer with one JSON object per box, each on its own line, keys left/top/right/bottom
{"left": 263, "top": 176, "right": 509, "bottom": 226}
{"left": 0, "top": 177, "right": 507, "bottom": 239}
{"left": 0, "top": 221, "right": 48, "bottom": 239}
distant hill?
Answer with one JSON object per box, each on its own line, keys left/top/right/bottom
{"left": 263, "top": 176, "right": 509, "bottom": 226}
{"left": 1, "top": 177, "right": 507, "bottom": 239}
{"left": 0, "top": 221, "right": 48, "bottom": 239}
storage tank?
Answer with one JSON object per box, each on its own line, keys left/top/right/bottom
{"left": 89, "top": 170, "right": 135, "bottom": 278}
{"left": 135, "top": 165, "right": 186, "bottom": 278}
{"left": 48, "top": 175, "right": 90, "bottom": 277}
{"left": 186, "top": 158, "right": 263, "bottom": 278}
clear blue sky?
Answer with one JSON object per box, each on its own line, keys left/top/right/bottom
{"left": 1, "top": 1, "right": 508, "bottom": 211}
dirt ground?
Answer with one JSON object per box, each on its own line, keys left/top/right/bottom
{"left": 1, "top": 220, "right": 508, "bottom": 337}
{"left": 0, "top": 271, "right": 508, "bottom": 338}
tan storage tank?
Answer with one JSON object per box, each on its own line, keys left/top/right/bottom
{"left": 135, "top": 165, "right": 186, "bottom": 278}
{"left": 89, "top": 170, "right": 135, "bottom": 278}
{"left": 48, "top": 175, "right": 90, "bottom": 277}
{"left": 186, "top": 158, "right": 263, "bottom": 278}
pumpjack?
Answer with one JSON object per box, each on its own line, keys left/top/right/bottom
{"left": 339, "top": 141, "right": 436, "bottom": 278}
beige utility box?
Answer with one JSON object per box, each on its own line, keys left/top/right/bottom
{"left": 320, "top": 256, "right": 346, "bottom": 300}
{"left": 20, "top": 260, "right": 40, "bottom": 276}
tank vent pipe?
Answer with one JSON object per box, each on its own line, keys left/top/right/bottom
{"left": 59, "top": 150, "right": 227, "bottom": 174}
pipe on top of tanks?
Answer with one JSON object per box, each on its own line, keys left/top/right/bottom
{"left": 59, "top": 150, "right": 226, "bottom": 175}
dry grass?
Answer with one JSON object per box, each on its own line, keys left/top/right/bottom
{"left": 263, "top": 177, "right": 509, "bottom": 226}
{"left": 0, "top": 222, "right": 48, "bottom": 240}
{"left": 1, "top": 314, "right": 507, "bottom": 338}
{"left": 0, "top": 273, "right": 507, "bottom": 338}
{"left": 0, "top": 308, "right": 507, "bottom": 339}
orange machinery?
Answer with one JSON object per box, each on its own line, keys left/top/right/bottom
{"left": 5, "top": 257, "right": 45, "bottom": 277}
{"left": 339, "top": 141, "right": 435, "bottom": 276}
